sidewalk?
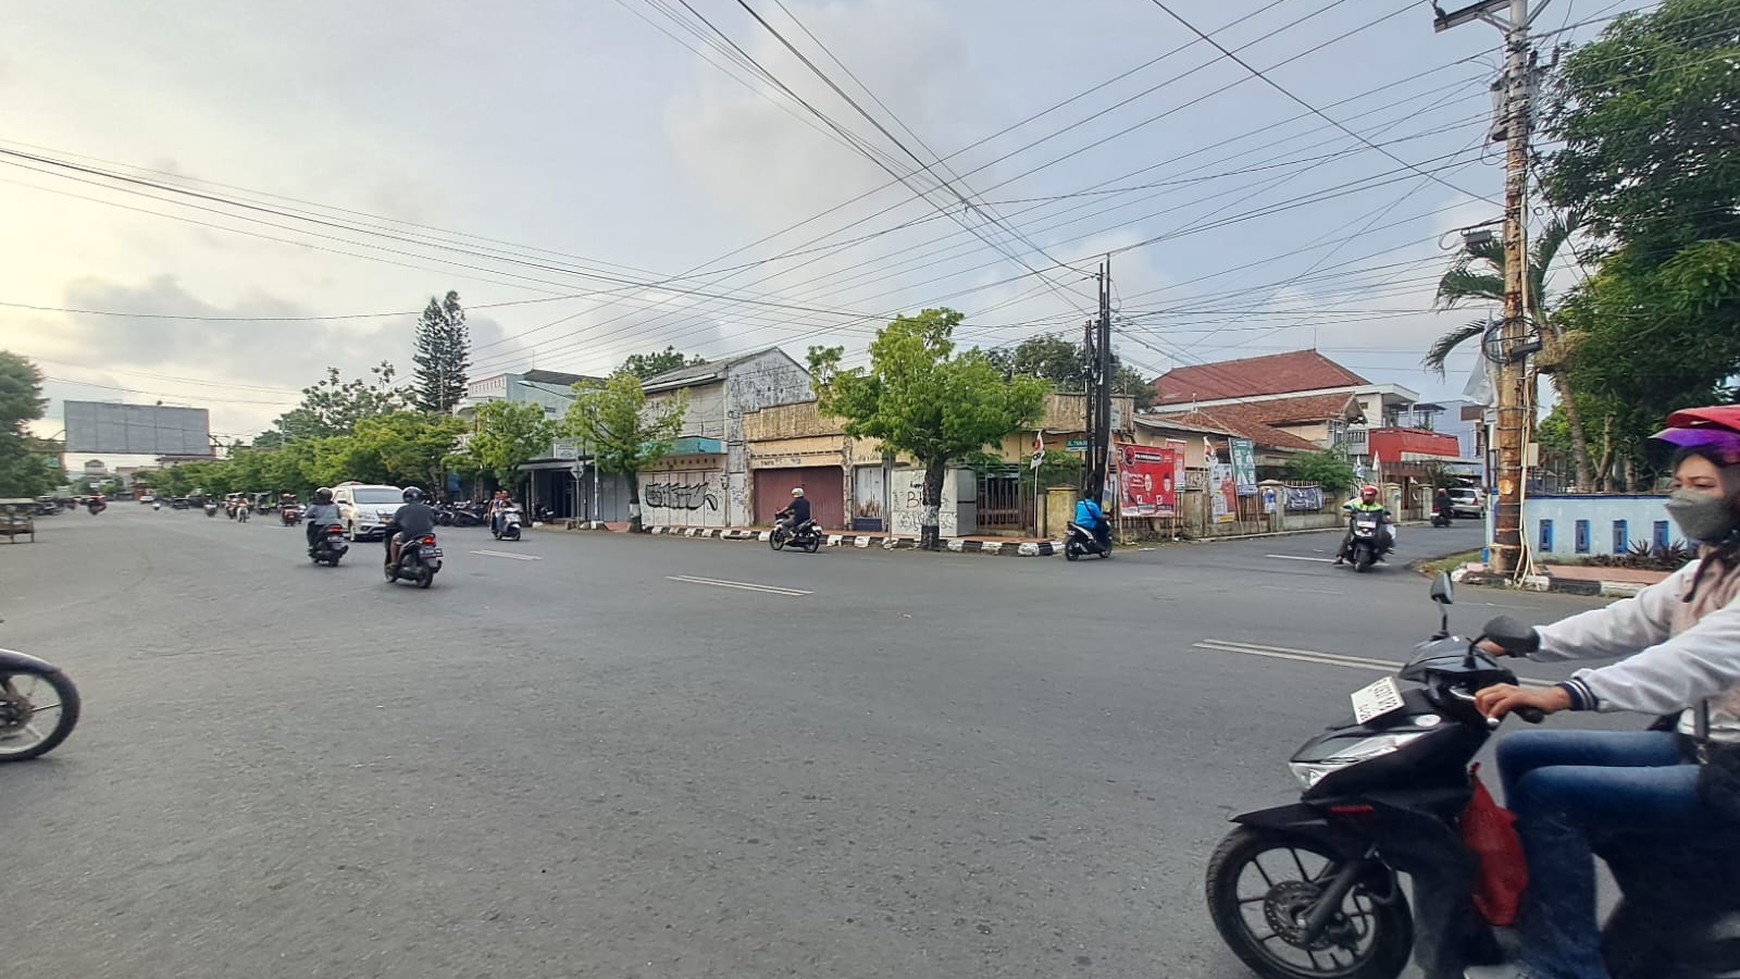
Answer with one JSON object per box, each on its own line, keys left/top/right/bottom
{"left": 1452, "top": 560, "right": 1671, "bottom": 597}
{"left": 546, "top": 521, "right": 1064, "bottom": 557}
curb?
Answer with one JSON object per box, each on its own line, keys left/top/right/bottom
{"left": 1450, "top": 566, "right": 1650, "bottom": 598}
{"left": 561, "top": 521, "right": 1061, "bottom": 556}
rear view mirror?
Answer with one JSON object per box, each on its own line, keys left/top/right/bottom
{"left": 1430, "top": 572, "right": 1454, "bottom": 605}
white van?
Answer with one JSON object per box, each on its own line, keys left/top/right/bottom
{"left": 332, "top": 482, "right": 404, "bottom": 541}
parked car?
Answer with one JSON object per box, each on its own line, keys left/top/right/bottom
{"left": 1446, "top": 487, "right": 1485, "bottom": 518}
{"left": 138, "top": 495, "right": 155, "bottom": 504}
{"left": 332, "top": 482, "right": 404, "bottom": 541}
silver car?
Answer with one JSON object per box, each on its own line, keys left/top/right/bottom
{"left": 332, "top": 483, "right": 404, "bottom": 541}
{"left": 1446, "top": 487, "right": 1485, "bottom": 518}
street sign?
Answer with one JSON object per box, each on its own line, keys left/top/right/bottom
{"left": 1066, "top": 439, "right": 1088, "bottom": 453}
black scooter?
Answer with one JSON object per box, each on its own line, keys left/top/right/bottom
{"left": 308, "top": 524, "right": 349, "bottom": 566}
{"left": 1205, "top": 575, "right": 1740, "bottom": 979}
{"left": 385, "top": 533, "right": 443, "bottom": 588}
{"left": 1063, "top": 521, "right": 1111, "bottom": 561}
{"left": 0, "top": 619, "right": 81, "bottom": 762}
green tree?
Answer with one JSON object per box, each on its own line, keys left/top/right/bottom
{"left": 1286, "top": 450, "right": 1358, "bottom": 495}
{"left": 0, "top": 351, "right": 53, "bottom": 498}
{"left": 265, "top": 363, "right": 408, "bottom": 442}
{"left": 1427, "top": 212, "right": 1594, "bottom": 490}
{"left": 412, "top": 290, "right": 470, "bottom": 415}
{"left": 559, "top": 373, "right": 687, "bottom": 533}
{"left": 450, "top": 401, "right": 552, "bottom": 493}
{"left": 621, "top": 346, "right": 706, "bottom": 380}
{"left": 809, "top": 308, "right": 1049, "bottom": 550}
{"left": 989, "top": 334, "right": 1158, "bottom": 409}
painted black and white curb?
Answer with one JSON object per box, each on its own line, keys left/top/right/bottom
{"left": 622, "top": 525, "right": 1062, "bottom": 556}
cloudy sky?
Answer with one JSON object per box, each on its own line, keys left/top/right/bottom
{"left": 1, "top": 0, "right": 1639, "bottom": 461}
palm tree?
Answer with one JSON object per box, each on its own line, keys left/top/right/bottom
{"left": 1424, "top": 211, "right": 1593, "bottom": 491}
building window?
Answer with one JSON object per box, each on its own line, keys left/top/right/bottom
{"left": 1574, "top": 519, "right": 1591, "bottom": 554}
{"left": 1654, "top": 520, "right": 1672, "bottom": 552}
{"left": 1539, "top": 519, "right": 1553, "bottom": 553}
{"left": 1613, "top": 520, "right": 1628, "bottom": 555}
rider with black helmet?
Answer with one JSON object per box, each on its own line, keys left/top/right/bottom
{"left": 385, "top": 486, "right": 438, "bottom": 569}
{"left": 303, "top": 487, "right": 342, "bottom": 550}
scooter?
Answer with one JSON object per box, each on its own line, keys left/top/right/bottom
{"left": 1342, "top": 512, "right": 1392, "bottom": 571}
{"left": 0, "top": 619, "right": 81, "bottom": 762}
{"left": 1204, "top": 576, "right": 1740, "bottom": 979}
{"left": 204, "top": 502, "right": 218, "bottom": 518}
{"left": 237, "top": 505, "right": 251, "bottom": 523}
{"left": 769, "top": 519, "right": 822, "bottom": 553}
{"left": 1431, "top": 504, "right": 1454, "bottom": 528}
{"left": 1063, "top": 520, "right": 1112, "bottom": 561}
{"left": 281, "top": 504, "right": 303, "bottom": 527}
{"left": 492, "top": 506, "right": 523, "bottom": 542}
{"left": 86, "top": 499, "right": 105, "bottom": 516}
{"left": 385, "top": 533, "right": 443, "bottom": 588}
{"left": 152, "top": 501, "right": 162, "bottom": 511}
{"left": 308, "top": 524, "right": 349, "bottom": 566}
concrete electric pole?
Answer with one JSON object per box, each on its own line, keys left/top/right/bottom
{"left": 1083, "top": 259, "right": 1113, "bottom": 503}
{"left": 1435, "top": 0, "right": 1547, "bottom": 575}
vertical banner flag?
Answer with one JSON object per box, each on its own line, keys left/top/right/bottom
{"left": 1117, "top": 443, "right": 1177, "bottom": 517}
{"left": 1211, "top": 462, "right": 1237, "bottom": 523}
{"left": 1230, "top": 438, "right": 1258, "bottom": 496}
{"left": 1168, "top": 439, "right": 1187, "bottom": 505}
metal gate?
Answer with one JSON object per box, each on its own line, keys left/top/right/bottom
{"left": 975, "top": 468, "right": 1031, "bottom": 534}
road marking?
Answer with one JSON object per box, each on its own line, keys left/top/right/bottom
{"left": 1266, "top": 554, "right": 1335, "bottom": 563}
{"left": 666, "top": 575, "right": 812, "bottom": 597}
{"left": 471, "top": 549, "right": 541, "bottom": 561}
{"left": 1194, "top": 638, "right": 1556, "bottom": 688}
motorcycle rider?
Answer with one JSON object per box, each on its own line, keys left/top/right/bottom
{"left": 1074, "top": 494, "right": 1110, "bottom": 552}
{"left": 776, "top": 487, "right": 812, "bottom": 537}
{"left": 489, "top": 490, "right": 512, "bottom": 536}
{"left": 1466, "top": 405, "right": 1740, "bottom": 979}
{"left": 303, "top": 487, "right": 342, "bottom": 552}
{"left": 1434, "top": 486, "right": 1454, "bottom": 523}
{"left": 1334, "top": 485, "right": 1394, "bottom": 564}
{"left": 384, "top": 486, "right": 439, "bottom": 570}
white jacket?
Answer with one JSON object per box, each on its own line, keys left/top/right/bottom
{"left": 1533, "top": 552, "right": 1740, "bottom": 740}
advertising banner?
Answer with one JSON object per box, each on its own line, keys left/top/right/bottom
{"left": 1211, "top": 463, "right": 1237, "bottom": 523}
{"left": 1116, "top": 443, "right": 1177, "bottom": 517}
{"left": 1230, "top": 438, "right": 1258, "bottom": 496}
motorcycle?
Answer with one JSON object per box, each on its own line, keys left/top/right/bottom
{"left": 1063, "top": 520, "right": 1112, "bottom": 561}
{"left": 1343, "top": 512, "right": 1391, "bottom": 572}
{"left": 1204, "top": 576, "right": 1740, "bottom": 979}
{"left": 385, "top": 533, "right": 443, "bottom": 588}
{"left": 204, "top": 502, "right": 218, "bottom": 518}
{"left": 281, "top": 504, "right": 303, "bottom": 527}
{"left": 86, "top": 499, "right": 105, "bottom": 516}
{"left": 0, "top": 622, "right": 82, "bottom": 762}
{"left": 769, "top": 519, "right": 822, "bottom": 553}
{"left": 492, "top": 505, "right": 523, "bottom": 542}
{"left": 151, "top": 501, "right": 162, "bottom": 511}
{"left": 237, "top": 505, "right": 251, "bottom": 523}
{"left": 308, "top": 524, "right": 349, "bottom": 566}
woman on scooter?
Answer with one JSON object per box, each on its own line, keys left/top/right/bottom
{"left": 1466, "top": 405, "right": 1740, "bottom": 979}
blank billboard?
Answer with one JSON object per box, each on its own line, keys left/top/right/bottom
{"left": 64, "top": 401, "right": 212, "bottom": 456}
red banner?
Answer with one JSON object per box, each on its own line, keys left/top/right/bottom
{"left": 1117, "top": 443, "right": 1177, "bottom": 517}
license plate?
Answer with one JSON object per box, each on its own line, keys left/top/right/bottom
{"left": 1350, "top": 676, "right": 1406, "bottom": 725}
{"left": 421, "top": 548, "right": 443, "bottom": 558}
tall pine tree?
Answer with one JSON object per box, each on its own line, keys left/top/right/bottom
{"left": 412, "top": 290, "right": 470, "bottom": 415}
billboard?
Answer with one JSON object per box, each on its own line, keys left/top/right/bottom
{"left": 64, "top": 401, "right": 211, "bottom": 456}
{"left": 1211, "top": 463, "right": 1237, "bottom": 523}
{"left": 1116, "top": 443, "right": 1177, "bottom": 517}
{"left": 1230, "top": 438, "right": 1258, "bottom": 496}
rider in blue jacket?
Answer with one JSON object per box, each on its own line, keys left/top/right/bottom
{"left": 1074, "top": 496, "right": 1110, "bottom": 551}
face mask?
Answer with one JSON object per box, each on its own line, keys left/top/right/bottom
{"left": 1665, "top": 489, "right": 1740, "bottom": 544}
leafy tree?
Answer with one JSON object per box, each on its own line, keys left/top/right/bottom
{"left": 412, "top": 290, "right": 471, "bottom": 415}
{"left": 809, "top": 308, "right": 1049, "bottom": 550}
{"left": 559, "top": 372, "right": 687, "bottom": 533}
{"left": 1286, "top": 449, "right": 1358, "bottom": 495}
{"left": 265, "top": 363, "right": 408, "bottom": 441}
{"left": 0, "top": 351, "right": 53, "bottom": 498}
{"left": 621, "top": 346, "right": 706, "bottom": 381}
{"left": 449, "top": 401, "right": 552, "bottom": 492}
{"left": 989, "top": 334, "right": 1158, "bottom": 409}
{"left": 1427, "top": 212, "right": 1594, "bottom": 489}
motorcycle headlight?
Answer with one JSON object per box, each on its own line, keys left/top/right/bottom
{"left": 1287, "top": 732, "right": 1432, "bottom": 789}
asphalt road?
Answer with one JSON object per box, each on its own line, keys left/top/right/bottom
{"left": 0, "top": 507, "right": 1611, "bottom": 979}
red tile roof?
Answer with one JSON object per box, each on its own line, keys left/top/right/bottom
{"left": 1153, "top": 350, "right": 1369, "bottom": 405}
{"left": 1235, "top": 392, "right": 1363, "bottom": 426}
{"left": 1153, "top": 406, "right": 1323, "bottom": 453}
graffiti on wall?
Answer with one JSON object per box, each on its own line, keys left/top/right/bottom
{"left": 887, "top": 470, "right": 961, "bottom": 537}
{"left": 641, "top": 471, "right": 728, "bottom": 527}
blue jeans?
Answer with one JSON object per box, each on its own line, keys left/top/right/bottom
{"left": 1496, "top": 729, "right": 1712, "bottom": 979}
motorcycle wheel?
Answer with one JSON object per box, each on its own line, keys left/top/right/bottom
{"left": 770, "top": 530, "right": 787, "bottom": 551}
{"left": 1206, "top": 826, "right": 1412, "bottom": 979}
{"left": 805, "top": 534, "right": 821, "bottom": 554}
{"left": 0, "top": 670, "right": 81, "bottom": 762}
{"left": 507, "top": 527, "right": 521, "bottom": 541}
{"left": 1065, "top": 540, "right": 1081, "bottom": 561}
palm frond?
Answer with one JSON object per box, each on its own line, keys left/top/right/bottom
{"left": 1422, "top": 318, "right": 1490, "bottom": 377}
{"left": 1434, "top": 265, "right": 1506, "bottom": 308}
{"left": 1528, "top": 209, "right": 1584, "bottom": 311}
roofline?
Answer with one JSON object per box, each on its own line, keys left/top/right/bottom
{"left": 1154, "top": 382, "right": 1420, "bottom": 411}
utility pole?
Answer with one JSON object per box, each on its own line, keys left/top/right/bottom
{"left": 1435, "top": 0, "right": 1546, "bottom": 575}
{"left": 1082, "top": 259, "right": 1113, "bottom": 503}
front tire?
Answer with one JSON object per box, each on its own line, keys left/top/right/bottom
{"left": 805, "top": 534, "right": 821, "bottom": 554}
{"left": 770, "top": 530, "right": 787, "bottom": 551}
{"left": 1205, "top": 826, "right": 1411, "bottom": 979}
{"left": 0, "top": 670, "right": 81, "bottom": 762}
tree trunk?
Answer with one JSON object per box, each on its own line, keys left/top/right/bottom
{"left": 626, "top": 471, "right": 644, "bottom": 533}
{"left": 920, "top": 459, "right": 947, "bottom": 551}
{"left": 1551, "top": 374, "right": 1595, "bottom": 492}
{"left": 1595, "top": 414, "right": 1615, "bottom": 493}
